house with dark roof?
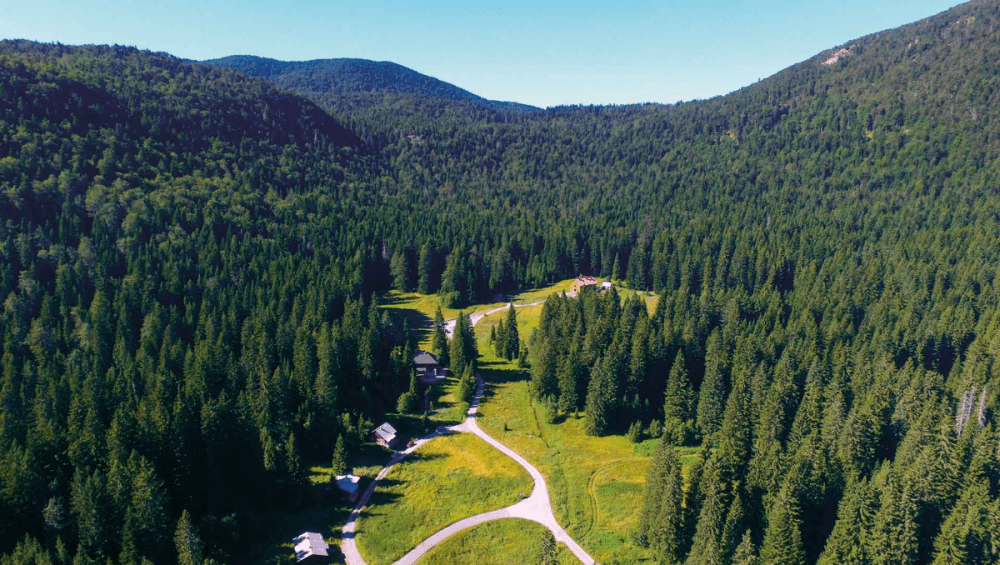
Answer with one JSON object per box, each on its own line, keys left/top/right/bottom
{"left": 292, "top": 532, "right": 329, "bottom": 563}
{"left": 413, "top": 350, "right": 440, "bottom": 377}
{"left": 370, "top": 422, "right": 400, "bottom": 449}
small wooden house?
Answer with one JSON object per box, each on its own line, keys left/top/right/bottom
{"left": 334, "top": 474, "right": 361, "bottom": 503}
{"left": 570, "top": 276, "right": 597, "bottom": 293}
{"left": 413, "top": 350, "right": 440, "bottom": 377}
{"left": 370, "top": 422, "right": 401, "bottom": 449}
{"left": 292, "top": 532, "right": 329, "bottom": 563}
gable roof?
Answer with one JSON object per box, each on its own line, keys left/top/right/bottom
{"left": 335, "top": 474, "right": 360, "bottom": 495}
{"left": 373, "top": 422, "right": 397, "bottom": 443}
{"left": 293, "top": 532, "right": 329, "bottom": 562}
{"left": 413, "top": 350, "right": 438, "bottom": 366}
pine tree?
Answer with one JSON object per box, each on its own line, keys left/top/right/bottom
{"left": 584, "top": 355, "right": 615, "bottom": 436}
{"left": 174, "top": 510, "right": 203, "bottom": 565}
{"left": 732, "top": 530, "right": 758, "bottom": 565}
{"left": 638, "top": 436, "right": 685, "bottom": 564}
{"left": 397, "top": 371, "right": 420, "bottom": 414}
{"left": 332, "top": 434, "right": 348, "bottom": 477}
{"left": 817, "top": 478, "right": 876, "bottom": 565}
{"left": 557, "top": 345, "right": 582, "bottom": 414}
{"left": 758, "top": 486, "right": 806, "bottom": 565}
{"left": 684, "top": 462, "right": 728, "bottom": 565}
{"left": 417, "top": 243, "right": 433, "bottom": 294}
{"left": 696, "top": 330, "right": 727, "bottom": 438}
{"left": 869, "top": 475, "right": 919, "bottom": 565}
{"left": 390, "top": 249, "right": 410, "bottom": 292}
{"left": 663, "top": 351, "right": 695, "bottom": 445}
{"left": 431, "top": 306, "right": 449, "bottom": 368}
{"left": 538, "top": 530, "right": 558, "bottom": 565}
{"left": 504, "top": 304, "right": 520, "bottom": 360}
{"left": 449, "top": 311, "right": 477, "bottom": 378}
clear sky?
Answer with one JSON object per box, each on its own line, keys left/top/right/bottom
{"left": 1, "top": 0, "right": 960, "bottom": 108}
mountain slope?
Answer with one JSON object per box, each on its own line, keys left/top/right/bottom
{"left": 199, "top": 55, "right": 538, "bottom": 112}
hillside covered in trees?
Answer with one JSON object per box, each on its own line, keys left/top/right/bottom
{"left": 1, "top": 0, "right": 1000, "bottom": 562}
{"left": 198, "top": 55, "right": 538, "bottom": 113}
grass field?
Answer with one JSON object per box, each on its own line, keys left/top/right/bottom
{"left": 471, "top": 301, "right": 699, "bottom": 565}
{"left": 416, "top": 519, "right": 582, "bottom": 565}
{"left": 375, "top": 278, "right": 682, "bottom": 564}
{"left": 382, "top": 291, "right": 505, "bottom": 350}
{"left": 354, "top": 432, "right": 533, "bottom": 565}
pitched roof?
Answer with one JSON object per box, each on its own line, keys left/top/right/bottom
{"left": 293, "top": 532, "right": 329, "bottom": 562}
{"left": 374, "top": 422, "right": 397, "bottom": 442}
{"left": 413, "top": 350, "right": 438, "bottom": 365}
{"left": 335, "top": 474, "right": 360, "bottom": 495}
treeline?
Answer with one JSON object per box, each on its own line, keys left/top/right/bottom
{"left": 242, "top": 0, "right": 1000, "bottom": 309}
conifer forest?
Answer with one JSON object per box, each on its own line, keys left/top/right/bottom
{"left": 2, "top": 1, "right": 1000, "bottom": 563}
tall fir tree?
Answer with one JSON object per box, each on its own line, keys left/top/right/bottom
{"left": 638, "top": 436, "right": 686, "bottom": 564}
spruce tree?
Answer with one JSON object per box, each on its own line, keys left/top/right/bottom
{"left": 431, "top": 306, "right": 449, "bottom": 368}
{"left": 584, "top": 355, "right": 613, "bottom": 436}
{"left": 332, "top": 434, "right": 348, "bottom": 477}
{"left": 557, "top": 345, "right": 582, "bottom": 414}
{"left": 417, "top": 243, "right": 433, "bottom": 294}
{"left": 638, "top": 436, "right": 685, "bottom": 564}
{"left": 731, "top": 530, "right": 758, "bottom": 565}
{"left": 759, "top": 486, "right": 806, "bottom": 565}
{"left": 539, "top": 530, "right": 558, "bottom": 565}
{"left": 449, "top": 313, "right": 468, "bottom": 377}
{"left": 696, "top": 330, "right": 727, "bottom": 438}
{"left": 174, "top": 510, "right": 203, "bottom": 565}
{"left": 504, "top": 304, "right": 520, "bottom": 360}
{"left": 390, "top": 250, "right": 410, "bottom": 292}
{"left": 663, "top": 351, "right": 695, "bottom": 444}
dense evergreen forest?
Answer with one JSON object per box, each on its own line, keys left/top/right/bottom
{"left": 0, "top": 41, "right": 412, "bottom": 564}
{"left": 1, "top": 0, "right": 1000, "bottom": 562}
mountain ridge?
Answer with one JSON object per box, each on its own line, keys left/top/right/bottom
{"left": 199, "top": 54, "right": 540, "bottom": 112}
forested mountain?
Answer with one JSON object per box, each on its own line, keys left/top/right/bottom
{"left": 199, "top": 55, "right": 538, "bottom": 113}
{"left": 2, "top": 0, "right": 1000, "bottom": 563}
{"left": 0, "top": 41, "right": 410, "bottom": 564}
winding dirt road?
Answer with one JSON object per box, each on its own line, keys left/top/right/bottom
{"left": 442, "top": 301, "right": 545, "bottom": 340}
{"left": 342, "top": 302, "right": 596, "bottom": 565}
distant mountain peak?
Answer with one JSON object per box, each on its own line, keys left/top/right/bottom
{"left": 200, "top": 55, "right": 538, "bottom": 112}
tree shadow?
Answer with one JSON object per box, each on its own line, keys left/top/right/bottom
{"left": 382, "top": 306, "right": 433, "bottom": 347}
{"left": 479, "top": 360, "right": 528, "bottom": 384}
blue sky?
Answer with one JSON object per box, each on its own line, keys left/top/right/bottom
{"left": 1, "top": 0, "right": 959, "bottom": 108}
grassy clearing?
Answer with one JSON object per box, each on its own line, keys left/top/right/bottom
{"left": 381, "top": 291, "right": 504, "bottom": 349}
{"left": 354, "top": 432, "right": 533, "bottom": 565}
{"left": 509, "top": 278, "right": 577, "bottom": 304}
{"left": 416, "top": 519, "right": 582, "bottom": 565}
{"left": 373, "top": 278, "right": 676, "bottom": 564}
{"left": 474, "top": 303, "right": 544, "bottom": 351}
{"left": 472, "top": 306, "right": 699, "bottom": 565}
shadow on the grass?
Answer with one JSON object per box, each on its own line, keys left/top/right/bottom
{"left": 382, "top": 305, "right": 433, "bottom": 347}
{"left": 479, "top": 360, "right": 528, "bottom": 384}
